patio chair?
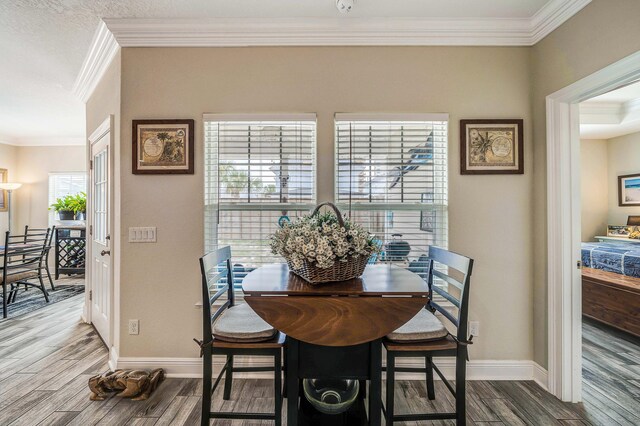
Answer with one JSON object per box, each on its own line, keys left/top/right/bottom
{"left": 2, "top": 230, "right": 51, "bottom": 318}
{"left": 195, "top": 246, "right": 284, "bottom": 426}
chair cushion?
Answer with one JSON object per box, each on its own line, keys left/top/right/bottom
{"left": 0, "top": 270, "right": 38, "bottom": 285}
{"left": 213, "top": 303, "right": 277, "bottom": 343}
{"left": 386, "top": 309, "right": 449, "bottom": 343}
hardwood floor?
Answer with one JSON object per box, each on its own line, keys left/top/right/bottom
{"left": 0, "top": 294, "right": 638, "bottom": 425}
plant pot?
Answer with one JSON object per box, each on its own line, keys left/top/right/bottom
{"left": 75, "top": 211, "right": 86, "bottom": 221}
{"left": 57, "top": 210, "right": 75, "bottom": 221}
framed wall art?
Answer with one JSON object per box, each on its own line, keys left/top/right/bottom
{"left": 132, "top": 119, "right": 195, "bottom": 174}
{"left": 460, "top": 119, "right": 524, "bottom": 175}
{"left": 618, "top": 173, "right": 640, "bottom": 206}
{"left": 0, "top": 168, "right": 7, "bottom": 211}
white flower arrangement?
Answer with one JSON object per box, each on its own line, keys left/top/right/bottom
{"left": 270, "top": 208, "right": 381, "bottom": 270}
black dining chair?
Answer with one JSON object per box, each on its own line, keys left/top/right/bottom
{"left": 383, "top": 246, "right": 474, "bottom": 425}
{"left": 2, "top": 230, "right": 51, "bottom": 318}
{"left": 195, "top": 246, "right": 284, "bottom": 426}
{"left": 24, "top": 226, "right": 55, "bottom": 290}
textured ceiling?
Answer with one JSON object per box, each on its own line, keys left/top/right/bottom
{"left": 0, "top": 0, "right": 548, "bottom": 145}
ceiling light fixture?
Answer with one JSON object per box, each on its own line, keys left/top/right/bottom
{"left": 336, "top": 0, "right": 355, "bottom": 14}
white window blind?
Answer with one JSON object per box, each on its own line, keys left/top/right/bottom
{"left": 335, "top": 114, "right": 448, "bottom": 282}
{"left": 48, "top": 173, "right": 87, "bottom": 224}
{"left": 204, "top": 114, "right": 316, "bottom": 286}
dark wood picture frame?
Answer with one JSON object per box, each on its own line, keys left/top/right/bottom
{"left": 618, "top": 173, "right": 640, "bottom": 206}
{"left": 460, "top": 119, "right": 524, "bottom": 175}
{"left": 132, "top": 119, "right": 195, "bottom": 175}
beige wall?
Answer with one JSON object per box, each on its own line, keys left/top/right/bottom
{"left": 579, "top": 133, "right": 640, "bottom": 241}
{"left": 0, "top": 143, "right": 18, "bottom": 235}
{"left": 607, "top": 131, "right": 640, "bottom": 225}
{"left": 0, "top": 143, "right": 85, "bottom": 236}
{"left": 14, "top": 145, "right": 86, "bottom": 231}
{"left": 111, "top": 46, "right": 534, "bottom": 360}
{"left": 82, "top": 0, "right": 640, "bottom": 368}
{"left": 580, "top": 139, "right": 608, "bottom": 241}
{"left": 531, "top": 0, "right": 640, "bottom": 366}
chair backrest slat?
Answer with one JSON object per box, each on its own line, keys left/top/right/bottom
{"left": 432, "top": 269, "right": 464, "bottom": 291}
{"left": 427, "top": 246, "right": 474, "bottom": 341}
{"left": 199, "top": 246, "right": 235, "bottom": 341}
{"left": 432, "top": 285, "right": 461, "bottom": 309}
{"left": 2, "top": 229, "right": 50, "bottom": 280}
{"left": 24, "top": 226, "right": 55, "bottom": 250}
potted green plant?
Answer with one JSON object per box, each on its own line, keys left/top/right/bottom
{"left": 69, "top": 192, "right": 87, "bottom": 220}
{"left": 50, "top": 195, "right": 76, "bottom": 220}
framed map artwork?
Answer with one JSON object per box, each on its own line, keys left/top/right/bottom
{"left": 132, "top": 119, "right": 194, "bottom": 174}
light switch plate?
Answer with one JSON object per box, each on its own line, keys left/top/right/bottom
{"left": 128, "top": 227, "right": 157, "bottom": 243}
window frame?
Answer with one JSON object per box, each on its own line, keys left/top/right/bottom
{"left": 48, "top": 172, "right": 88, "bottom": 224}
{"left": 203, "top": 113, "right": 318, "bottom": 289}
{"left": 333, "top": 113, "right": 450, "bottom": 284}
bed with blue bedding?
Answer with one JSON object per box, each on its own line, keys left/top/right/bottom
{"left": 581, "top": 241, "right": 640, "bottom": 278}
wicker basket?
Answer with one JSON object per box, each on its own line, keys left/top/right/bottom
{"left": 286, "top": 202, "right": 369, "bottom": 284}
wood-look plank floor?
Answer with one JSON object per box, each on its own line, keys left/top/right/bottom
{"left": 0, "top": 287, "right": 638, "bottom": 425}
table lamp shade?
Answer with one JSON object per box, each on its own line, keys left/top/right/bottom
{"left": 0, "top": 182, "right": 22, "bottom": 191}
{"left": 628, "top": 216, "right": 640, "bottom": 226}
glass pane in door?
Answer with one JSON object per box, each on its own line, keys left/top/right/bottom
{"left": 93, "top": 148, "right": 108, "bottom": 244}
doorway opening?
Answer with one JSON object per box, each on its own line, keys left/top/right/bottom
{"left": 546, "top": 50, "right": 640, "bottom": 403}
{"left": 578, "top": 81, "right": 640, "bottom": 418}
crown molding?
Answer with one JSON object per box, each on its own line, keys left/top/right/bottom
{"left": 579, "top": 102, "right": 623, "bottom": 125}
{"left": 0, "top": 137, "right": 85, "bottom": 147}
{"left": 530, "top": 0, "right": 591, "bottom": 44}
{"left": 580, "top": 96, "right": 640, "bottom": 127}
{"left": 104, "top": 17, "right": 533, "bottom": 47}
{"left": 73, "top": 0, "right": 592, "bottom": 102}
{"left": 72, "top": 21, "right": 119, "bottom": 104}
{"left": 624, "top": 98, "right": 640, "bottom": 116}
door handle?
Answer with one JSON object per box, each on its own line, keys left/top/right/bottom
{"left": 100, "top": 250, "right": 110, "bottom": 256}
{"left": 106, "top": 235, "right": 111, "bottom": 241}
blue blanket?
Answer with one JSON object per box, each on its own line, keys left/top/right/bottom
{"left": 581, "top": 242, "right": 640, "bottom": 278}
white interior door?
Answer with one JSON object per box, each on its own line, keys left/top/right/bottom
{"left": 90, "top": 124, "right": 111, "bottom": 346}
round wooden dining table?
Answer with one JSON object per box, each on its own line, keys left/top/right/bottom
{"left": 242, "top": 263, "right": 429, "bottom": 426}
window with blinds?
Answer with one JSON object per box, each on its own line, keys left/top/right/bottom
{"left": 204, "top": 114, "right": 317, "bottom": 286}
{"left": 48, "top": 173, "right": 87, "bottom": 224}
{"left": 335, "top": 114, "right": 448, "bottom": 282}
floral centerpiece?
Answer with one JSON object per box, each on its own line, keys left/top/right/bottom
{"left": 270, "top": 202, "right": 381, "bottom": 284}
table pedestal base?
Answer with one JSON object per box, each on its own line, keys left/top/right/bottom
{"left": 286, "top": 338, "right": 382, "bottom": 426}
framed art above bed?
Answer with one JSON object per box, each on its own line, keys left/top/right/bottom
{"left": 618, "top": 173, "right": 640, "bottom": 206}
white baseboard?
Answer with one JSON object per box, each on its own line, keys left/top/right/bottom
{"left": 110, "top": 350, "right": 549, "bottom": 383}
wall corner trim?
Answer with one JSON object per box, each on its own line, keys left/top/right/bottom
{"left": 530, "top": 0, "right": 592, "bottom": 44}
{"left": 72, "top": 21, "right": 120, "bottom": 104}
{"left": 533, "top": 362, "right": 549, "bottom": 391}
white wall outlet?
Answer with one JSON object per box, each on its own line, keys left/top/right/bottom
{"left": 469, "top": 321, "right": 480, "bottom": 337}
{"left": 128, "top": 319, "right": 139, "bottom": 335}
{"left": 128, "top": 227, "right": 157, "bottom": 243}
